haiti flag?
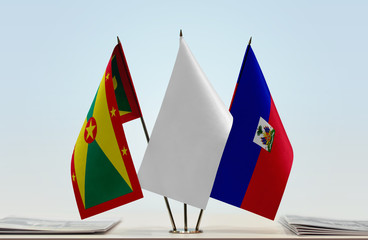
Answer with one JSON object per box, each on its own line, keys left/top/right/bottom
{"left": 211, "top": 42, "right": 293, "bottom": 220}
{"left": 71, "top": 40, "right": 143, "bottom": 219}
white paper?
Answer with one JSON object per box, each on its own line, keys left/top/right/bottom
{"left": 0, "top": 216, "right": 119, "bottom": 234}
{"left": 138, "top": 37, "right": 232, "bottom": 209}
{"left": 280, "top": 215, "right": 368, "bottom": 236}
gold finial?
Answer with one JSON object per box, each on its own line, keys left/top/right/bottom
{"left": 248, "top": 37, "right": 252, "bottom": 46}
{"left": 180, "top": 29, "right": 183, "bottom": 37}
{"left": 117, "top": 36, "right": 121, "bottom": 44}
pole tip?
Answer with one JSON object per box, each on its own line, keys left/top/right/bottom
{"left": 180, "top": 29, "right": 183, "bottom": 37}
{"left": 248, "top": 37, "right": 252, "bottom": 46}
{"left": 117, "top": 36, "right": 121, "bottom": 44}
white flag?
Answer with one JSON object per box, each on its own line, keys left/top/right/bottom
{"left": 138, "top": 37, "right": 233, "bottom": 209}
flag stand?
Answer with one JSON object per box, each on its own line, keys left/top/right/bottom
{"left": 169, "top": 204, "right": 203, "bottom": 234}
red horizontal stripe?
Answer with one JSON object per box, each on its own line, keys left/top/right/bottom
{"left": 240, "top": 96, "right": 293, "bottom": 220}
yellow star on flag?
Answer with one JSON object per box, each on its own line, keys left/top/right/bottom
{"left": 106, "top": 73, "right": 110, "bottom": 80}
{"left": 72, "top": 174, "right": 76, "bottom": 182}
{"left": 110, "top": 107, "right": 116, "bottom": 117}
{"left": 86, "top": 121, "right": 96, "bottom": 141}
{"left": 122, "top": 147, "right": 128, "bottom": 156}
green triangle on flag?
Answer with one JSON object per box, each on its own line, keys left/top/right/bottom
{"left": 84, "top": 140, "right": 133, "bottom": 209}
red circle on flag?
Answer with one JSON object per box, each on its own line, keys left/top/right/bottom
{"left": 84, "top": 117, "right": 97, "bottom": 144}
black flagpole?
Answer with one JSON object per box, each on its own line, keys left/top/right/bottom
{"left": 116, "top": 36, "right": 177, "bottom": 232}
{"left": 195, "top": 209, "right": 203, "bottom": 231}
{"left": 179, "top": 29, "right": 204, "bottom": 234}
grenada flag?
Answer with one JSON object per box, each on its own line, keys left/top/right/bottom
{"left": 211, "top": 43, "right": 293, "bottom": 220}
{"left": 71, "top": 40, "right": 143, "bottom": 219}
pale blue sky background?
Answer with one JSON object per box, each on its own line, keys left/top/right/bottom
{"left": 0, "top": 0, "right": 368, "bottom": 223}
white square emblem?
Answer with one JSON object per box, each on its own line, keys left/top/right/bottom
{"left": 253, "top": 117, "right": 275, "bottom": 152}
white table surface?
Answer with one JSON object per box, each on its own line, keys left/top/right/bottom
{"left": 0, "top": 212, "right": 368, "bottom": 239}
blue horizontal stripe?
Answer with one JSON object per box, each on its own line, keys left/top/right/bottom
{"left": 211, "top": 46, "right": 271, "bottom": 207}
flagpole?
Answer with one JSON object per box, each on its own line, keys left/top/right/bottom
{"left": 179, "top": 29, "right": 189, "bottom": 233}
{"left": 179, "top": 29, "right": 203, "bottom": 233}
{"left": 195, "top": 209, "right": 203, "bottom": 231}
{"left": 180, "top": 29, "right": 189, "bottom": 233}
{"left": 184, "top": 203, "right": 188, "bottom": 232}
{"left": 164, "top": 195, "right": 177, "bottom": 231}
{"left": 139, "top": 117, "right": 150, "bottom": 143}
{"left": 179, "top": 29, "right": 204, "bottom": 234}
{"left": 116, "top": 36, "right": 177, "bottom": 232}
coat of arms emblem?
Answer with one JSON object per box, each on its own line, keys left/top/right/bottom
{"left": 253, "top": 117, "right": 275, "bottom": 152}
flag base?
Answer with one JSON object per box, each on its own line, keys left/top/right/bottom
{"left": 169, "top": 229, "right": 203, "bottom": 234}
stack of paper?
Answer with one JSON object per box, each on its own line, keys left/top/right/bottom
{"left": 280, "top": 215, "right": 368, "bottom": 236}
{"left": 0, "top": 216, "right": 119, "bottom": 234}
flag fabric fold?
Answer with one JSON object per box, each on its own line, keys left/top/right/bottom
{"left": 71, "top": 41, "right": 143, "bottom": 219}
{"left": 138, "top": 37, "right": 233, "bottom": 210}
{"left": 210, "top": 44, "right": 293, "bottom": 220}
